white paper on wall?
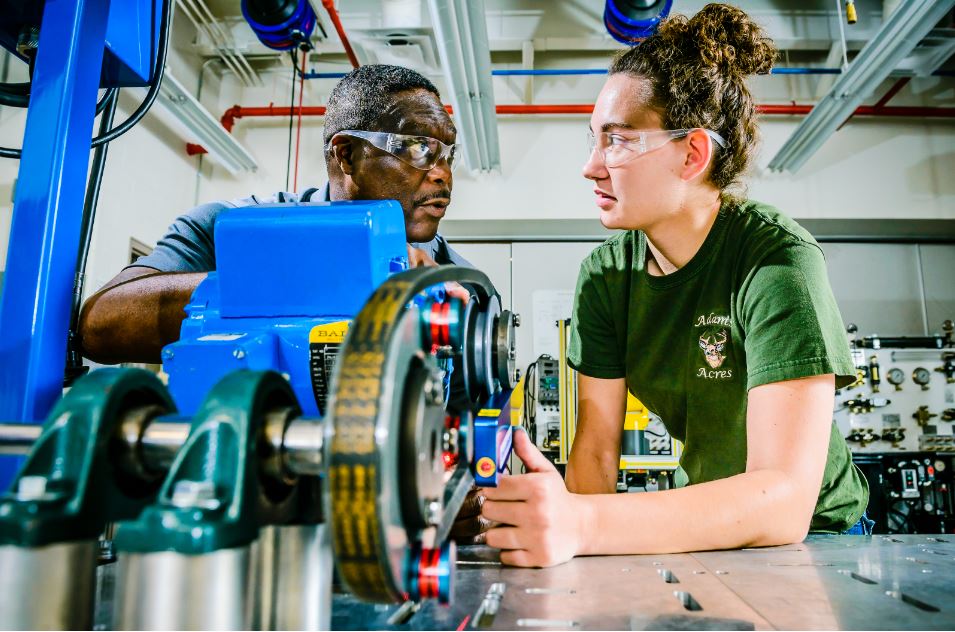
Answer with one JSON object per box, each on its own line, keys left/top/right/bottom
{"left": 531, "top": 289, "right": 576, "bottom": 361}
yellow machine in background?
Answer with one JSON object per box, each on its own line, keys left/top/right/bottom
{"left": 557, "top": 319, "right": 576, "bottom": 465}
{"left": 523, "top": 319, "right": 681, "bottom": 484}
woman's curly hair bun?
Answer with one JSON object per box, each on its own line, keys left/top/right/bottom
{"left": 658, "top": 4, "right": 776, "bottom": 77}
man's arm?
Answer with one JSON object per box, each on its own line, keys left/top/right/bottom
{"left": 79, "top": 242, "right": 458, "bottom": 366}
{"left": 482, "top": 374, "right": 835, "bottom": 566}
{"left": 78, "top": 267, "right": 206, "bottom": 364}
{"left": 565, "top": 374, "right": 628, "bottom": 494}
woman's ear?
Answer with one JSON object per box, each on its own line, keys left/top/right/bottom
{"left": 680, "top": 129, "right": 714, "bottom": 182}
{"left": 329, "top": 135, "right": 356, "bottom": 176}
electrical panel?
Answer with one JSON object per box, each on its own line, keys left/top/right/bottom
{"left": 532, "top": 355, "right": 561, "bottom": 452}
{"left": 834, "top": 347, "right": 955, "bottom": 453}
{"left": 536, "top": 356, "right": 560, "bottom": 410}
{"left": 854, "top": 453, "right": 954, "bottom": 534}
{"left": 836, "top": 323, "right": 955, "bottom": 533}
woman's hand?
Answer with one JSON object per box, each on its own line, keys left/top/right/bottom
{"left": 481, "top": 428, "right": 591, "bottom": 567}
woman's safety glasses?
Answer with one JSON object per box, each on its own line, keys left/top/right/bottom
{"left": 587, "top": 128, "right": 728, "bottom": 168}
{"left": 330, "top": 129, "right": 458, "bottom": 171}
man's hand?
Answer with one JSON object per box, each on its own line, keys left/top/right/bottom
{"left": 481, "top": 429, "right": 589, "bottom": 567}
{"left": 406, "top": 244, "right": 469, "bottom": 302}
{"left": 450, "top": 486, "right": 493, "bottom": 543}
{"left": 407, "top": 244, "right": 439, "bottom": 268}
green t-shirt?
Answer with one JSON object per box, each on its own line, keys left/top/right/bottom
{"left": 567, "top": 199, "right": 868, "bottom": 533}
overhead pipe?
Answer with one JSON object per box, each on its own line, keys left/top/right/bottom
{"left": 220, "top": 101, "right": 954, "bottom": 130}
{"left": 320, "top": 0, "right": 360, "bottom": 68}
{"left": 298, "top": 67, "right": 852, "bottom": 80}
{"left": 298, "top": 66, "right": 955, "bottom": 80}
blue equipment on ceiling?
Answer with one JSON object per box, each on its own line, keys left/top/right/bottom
{"left": 604, "top": 0, "right": 673, "bottom": 44}
{"left": 242, "top": 0, "right": 317, "bottom": 51}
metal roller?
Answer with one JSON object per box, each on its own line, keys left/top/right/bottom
{"left": 0, "top": 417, "right": 324, "bottom": 477}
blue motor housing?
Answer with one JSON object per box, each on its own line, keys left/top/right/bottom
{"left": 162, "top": 200, "right": 408, "bottom": 416}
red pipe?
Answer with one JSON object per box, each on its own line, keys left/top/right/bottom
{"left": 220, "top": 102, "right": 955, "bottom": 130}
{"left": 874, "top": 78, "right": 911, "bottom": 110}
{"left": 758, "top": 104, "right": 813, "bottom": 115}
{"left": 495, "top": 104, "right": 596, "bottom": 114}
{"left": 221, "top": 104, "right": 327, "bottom": 131}
{"left": 321, "top": 0, "right": 360, "bottom": 69}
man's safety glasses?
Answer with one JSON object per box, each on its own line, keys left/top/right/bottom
{"left": 587, "top": 128, "right": 728, "bottom": 168}
{"left": 329, "top": 130, "right": 458, "bottom": 171}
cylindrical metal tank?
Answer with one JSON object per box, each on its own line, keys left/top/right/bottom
{"left": 0, "top": 541, "right": 97, "bottom": 630}
{"left": 113, "top": 546, "right": 253, "bottom": 631}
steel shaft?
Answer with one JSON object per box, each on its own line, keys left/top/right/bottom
{"left": 0, "top": 416, "right": 324, "bottom": 476}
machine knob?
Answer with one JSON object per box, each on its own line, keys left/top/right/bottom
{"left": 924, "top": 503, "right": 934, "bottom": 512}
{"left": 889, "top": 491, "right": 900, "bottom": 498}
{"left": 405, "top": 541, "right": 455, "bottom": 604}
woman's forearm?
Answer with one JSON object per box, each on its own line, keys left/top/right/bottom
{"left": 576, "top": 469, "right": 811, "bottom": 555}
{"left": 566, "top": 444, "right": 619, "bottom": 494}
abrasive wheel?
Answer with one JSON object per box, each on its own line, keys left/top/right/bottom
{"left": 324, "top": 266, "right": 506, "bottom": 603}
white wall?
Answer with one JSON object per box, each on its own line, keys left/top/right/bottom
{"left": 195, "top": 69, "right": 955, "bottom": 224}
{"left": 2, "top": 11, "right": 953, "bottom": 301}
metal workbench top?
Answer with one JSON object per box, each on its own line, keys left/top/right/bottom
{"left": 332, "top": 535, "right": 955, "bottom": 630}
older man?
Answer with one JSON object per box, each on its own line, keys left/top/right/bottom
{"left": 79, "top": 64, "right": 466, "bottom": 363}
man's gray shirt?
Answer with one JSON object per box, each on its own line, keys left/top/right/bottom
{"left": 130, "top": 184, "right": 469, "bottom": 272}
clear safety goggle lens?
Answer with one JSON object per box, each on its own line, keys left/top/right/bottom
{"left": 587, "top": 128, "right": 728, "bottom": 167}
{"left": 332, "top": 130, "right": 458, "bottom": 171}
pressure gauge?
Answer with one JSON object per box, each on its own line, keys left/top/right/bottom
{"left": 887, "top": 368, "right": 905, "bottom": 390}
{"left": 913, "top": 367, "right": 931, "bottom": 391}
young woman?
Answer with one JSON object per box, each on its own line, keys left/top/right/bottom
{"left": 480, "top": 3, "right": 870, "bottom": 567}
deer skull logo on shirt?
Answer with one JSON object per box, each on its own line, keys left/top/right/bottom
{"left": 699, "top": 330, "right": 728, "bottom": 369}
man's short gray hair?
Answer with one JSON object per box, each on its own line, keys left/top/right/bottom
{"left": 323, "top": 64, "right": 441, "bottom": 145}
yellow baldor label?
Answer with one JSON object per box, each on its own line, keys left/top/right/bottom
{"left": 309, "top": 321, "right": 350, "bottom": 343}
{"left": 478, "top": 408, "right": 501, "bottom": 417}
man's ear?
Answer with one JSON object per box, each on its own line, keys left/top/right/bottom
{"left": 329, "top": 135, "right": 356, "bottom": 176}
{"left": 680, "top": 129, "right": 714, "bottom": 182}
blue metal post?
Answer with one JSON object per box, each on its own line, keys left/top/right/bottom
{"left": 0, "top": 0, "right": 112, "bottom": 488}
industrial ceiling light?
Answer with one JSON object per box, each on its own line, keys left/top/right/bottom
{"left": 768, "top": 0, "right": 955, "bottom": 174}
{"left": 428, "top": 0, "right": 500, "bottom": 172}
{"left": 604, "top": 0, "right": 673, "bottom": 44}
{"left": 156, "top": 72, "right": 258, "bottom": 174}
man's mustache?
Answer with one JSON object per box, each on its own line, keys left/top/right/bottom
{"left": 413, "top": 190, "right": 452, "bottom": 206}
